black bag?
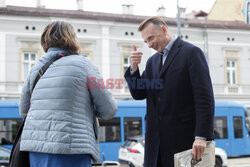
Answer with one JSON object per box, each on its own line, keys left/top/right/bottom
{"left": 9, "top": 52, "right": 69, "bottom": 167}
{"left": 9, "top": 120, "right": 29, "bottom": 167}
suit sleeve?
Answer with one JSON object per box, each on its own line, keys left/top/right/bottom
{"left": 124, "top": 66, "right": 146, "bottom": 100}
{"left": 188, "top": 47, "right": 215, "bottom": 140}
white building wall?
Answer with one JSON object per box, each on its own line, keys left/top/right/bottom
{"left": 0, "top": 32, "right": 6, "bottom": 93}
{"left": 101, "top": 25, "right": 110, "bottom": 79}
{"left": 0, "top": 12, "right": 250, "bottom": 101}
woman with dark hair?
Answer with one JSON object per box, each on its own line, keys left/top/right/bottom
{"left": 19, "top": 21, "right": 117, "bottom": 167}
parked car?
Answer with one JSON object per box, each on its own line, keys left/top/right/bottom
{"left": 215, "top": 147, "right": 228, "bottom": 167}
{"left": 118, "top": 136, "right": 144, "bottom": 167}
{"left": 118, "top": 136, "right": 228, "bottom": 167}
{"left": 0, "top": 146, "right": 11, "bottom": 167}
{"left": 92, "top": 161, "right": 120, "bottom": 167}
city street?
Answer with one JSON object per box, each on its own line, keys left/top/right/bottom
{"left": 228, "top": 157, "right": 250, "bottom": 167}
{"left": 120, "top": 157, "right": 250, "bottom": 167}
{"left": 1, "top": 1, "right": 250, "bottom": 167}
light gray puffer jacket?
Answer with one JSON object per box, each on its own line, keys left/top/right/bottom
{"left": 19, "top": 47, "right": 117, "bottom": 162}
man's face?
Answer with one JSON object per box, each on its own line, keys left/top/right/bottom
{"left": 141, "top": 23, "right": 168, "bottom": 53}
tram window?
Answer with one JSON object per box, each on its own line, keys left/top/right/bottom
{"left": 245, "top": 109, "right": 250, "bottom": 135}
{"left": 233, "top": 116, "right": 243, "bottom": 138}
{"left": 98, "top": 118, "right": 121, "bottom": 142}
{"left": 214, "top": 117, "right": 228, "bottom": 139}
{"left": 0, "top": 119, "right": 22, "bottom": 144}
{"left": 124, "top": 117, "right": 142, "bottom": 140}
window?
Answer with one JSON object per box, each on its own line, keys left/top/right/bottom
{"left": 23, "top": 52, "right": 37, "bottom": 80}
{"left": 226, "top": 60, "right": 237, "bottom": 85}
{"left": 245, "top": 109, "right": 250, "bottom": 135}
{"left": 120, "top": 45, "right": 140, "bottom": 93}
{"left": 121, "top": 45, "right": 133, "bottom": 75}
{"left": 18, "top": 40, "right": 41, "bottom": 81}
{"left": 123, "top": 56, "right": 130, "bottom": 74}
{"left": 0, "top": 119, "right": 22, "bottom": 144}
{"left": 224, "top": 50, "right": 240, "bottom": 87}
{"left": 233, "top": 116, "right": 243, "bottom": 138}
{"left": 214, "top": 117, "right": 228, "bottom": 139}
{"left": 123, "top": 56, "right": 130, "bottom": 92}
{"left": 98, "top": 118, "right": 121, "bottom": 142}
{"left": 124, "top": 117, "right": 142, "bottom": 140}
{"left": 79, "top": 42, "right": 93, "bottom": 60}
{"left": 0, "top": 148, "right": 10, "bottom": 161}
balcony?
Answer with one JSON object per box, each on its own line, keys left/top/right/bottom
{"left": 0, "top": 81, "right": 23, "bottom": 99}
{"left": 213, "top": 84, "right": 250, "bottom": 102}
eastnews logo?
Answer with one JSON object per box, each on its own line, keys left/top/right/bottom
{"left": 87, "top": 77, "right": 163, "bottom": 89}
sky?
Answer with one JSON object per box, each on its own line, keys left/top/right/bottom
{"left": 6, "top": 0, "right": 216, "bottom": 18}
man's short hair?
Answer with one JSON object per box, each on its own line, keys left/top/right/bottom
{"left": 138, "top": 16, "right": 168, "bottom": 31}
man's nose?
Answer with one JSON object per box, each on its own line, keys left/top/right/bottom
{"left": 148, "top": 42, "right": 153, "bottom": 48}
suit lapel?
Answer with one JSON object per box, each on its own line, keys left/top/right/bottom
{"left": 152, "top": 53, "right": 162, "bottom": 78}
{"left": 160, "top": 37, "right": 182, "bottom": 77}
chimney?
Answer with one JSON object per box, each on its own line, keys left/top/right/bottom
{"left": 122, "top": 4, "right": 134, "bottom": 15}
{"left": 180, "top": 7, "right": 186, "bottom": 18}
{"left": 0, "top": 0, "right": 6, "bottom": 8}
{"left": 36, "top": 0, "right": 45, "bottom": 8}
{"left": 157, "top": 6, "right": 166, "bottom": 17}
{"left": 77, "top": 0, "right": 83, "bottom": 11}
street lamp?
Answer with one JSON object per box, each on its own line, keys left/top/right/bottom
{"left": 177, "top": 0, "right": 181, "bottom": 36}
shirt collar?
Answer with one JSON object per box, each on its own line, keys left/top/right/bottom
{"left": 158, "top": 36, "right": 177, "bottom": 55}
{"left": 165, "top": 36, "right": 177, "bottom": 53}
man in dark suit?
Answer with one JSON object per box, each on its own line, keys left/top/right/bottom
{"left": 124, "top": 16, "right": 214, "bottom": 167}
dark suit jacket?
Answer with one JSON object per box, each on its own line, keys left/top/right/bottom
{"left": 124, "top": 37, "right": 214, "bottom": 167}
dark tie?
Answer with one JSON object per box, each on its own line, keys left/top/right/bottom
{"left": 158, "top": 52, "right": 164, "bottom": 73}
{"left": 159, "top": 49, "right": 168, "bottom": 71}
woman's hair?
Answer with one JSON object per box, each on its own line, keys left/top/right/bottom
{"left": 41, "top": 21, "right": 80, "bottom": 54}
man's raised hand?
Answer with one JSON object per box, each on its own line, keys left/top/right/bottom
{"left": 130, "top": 45, "right": 143, "bottom": 71}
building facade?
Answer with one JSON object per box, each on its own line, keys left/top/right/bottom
{"left": 207, "top": 0, "right": 246, "bottom": 22}
{"left": 0, "top": 5, "right": 250, "bottom": 106}
{"left": 246, "top": 0, "right": 250, "bottom": 24}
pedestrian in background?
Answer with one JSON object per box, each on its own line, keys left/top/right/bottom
{"left": 19, "top": 21, "right": 117, "bottom": 167}
{"left": 124, "top": 16, "right": 215, "bottom": 167}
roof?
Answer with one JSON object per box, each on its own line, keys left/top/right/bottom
{"left": 117, "top": 100, "right": 146, "bottom": 108}
{"left": 0, "top": 5, "right": 250, "bottom": 30}
{"left": 194, "top": 10, "right": 208, "bottom": 17}
{"left": 0, "top": 100, "right": 19, "bottom": 108}
{"left": 215, "top": 100, "right": 247, "bottom": 110}
{"left": 118, "top": 100, "right": 247, "bottom": 110}
{"left": 0, "top": 99, "right": 246, "bottom": 109}
{"left": 0, "top": 100, "right": 20, "bottom": 119}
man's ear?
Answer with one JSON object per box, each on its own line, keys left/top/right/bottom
{"left": 161, "top": 25, "right": 167, "bottom": 35}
